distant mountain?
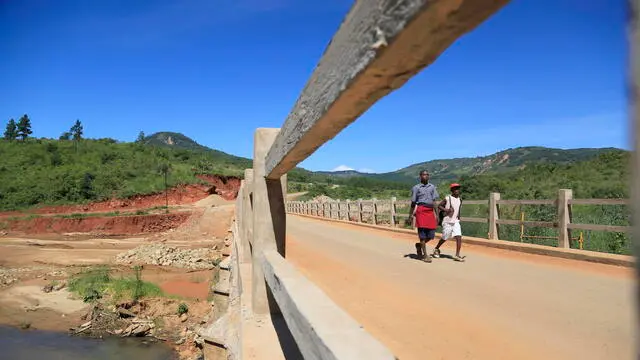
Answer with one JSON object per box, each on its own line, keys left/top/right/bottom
{"left": 141, "top": 135, "right": 625, "bottom": 188}
{"left": 314, "top": 170, "right": 365, "bottom": 178}
{"left": 144, "top": 132, "right": 212, "bottom": 152}
{"left": 320, "top": 147, "right": 625, "bottom": 184}
{"left": 144, "top": 132, "right": 252, "bottom": 167}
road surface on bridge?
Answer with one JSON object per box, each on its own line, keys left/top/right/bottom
{"left": 286, "top": 215, "right": 634, "bottom": 360}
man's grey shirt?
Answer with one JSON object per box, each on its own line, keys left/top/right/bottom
{"left": 411, "top": 183, "right": 439, "bottom": 207}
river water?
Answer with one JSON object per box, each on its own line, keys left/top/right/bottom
{"left": 0, "top": 326, "right": 177, "bottom": 360}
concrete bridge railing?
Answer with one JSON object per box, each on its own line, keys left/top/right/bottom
{"left": 201, "top": 0, "right": 640, "bottom": 358}
{"left": 286, "top": 191, "right": 630, "bottom": 249}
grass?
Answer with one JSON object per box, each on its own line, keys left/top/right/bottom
{"left": 68, "top": 266, "right": 164, "bottom": 303}
{"left": 177, "top": 303, "right": 188, "bottom": 315}
{"left": 110, "top": 276, "right": 163, "bottom": 301}
{"left": 68, "top": 266, "right": 111, "bottom": 302}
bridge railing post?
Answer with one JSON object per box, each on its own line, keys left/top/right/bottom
{"left": 372, "top": 198, "right": 378, "bottom": 225}
{"left": 489, "top": 192, "right": 501, "bottom": 240}
{"left": 357, "top": 199, "right": 363, "bottom": 223}
{"left": 346, "top": 199, "right": 350, "bottom": 220}
{"left": 251, "top": 128, "right": 285, "bottom": 315}
{"left": 557, "top": 189, "right": 573, "bottom": 248}
{"left": 390, "top": 197, "right": 397, "bottom": 227}
{"left": 242, "top": 170, "right": 254, "bottom": 264}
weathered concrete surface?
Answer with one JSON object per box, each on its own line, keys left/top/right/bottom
{"left": 261, "top": 249, "right": 396, "bottom": 360}
{"left": 252, "top": 128, "right": 282, "bottom": 315}
{"left": 239, "top": 263, "right": 288, "bottom": 360}
{"left": 286, "top": 215, "right": 635, "bottom": 360}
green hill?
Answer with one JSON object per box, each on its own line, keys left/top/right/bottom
{"left": 456, "top": 150, "right": 630, "bottom": 254}
{"left": 368, "top": 147, "right": 623, "bottom": 184}
{"left": 312, "top": 147, "right": 622, "bottom": 184}
{"left": 0, "top": 136, "right": 249, "bottom": 211}
{"left": 144, "top": 132, "right": 252, "bottom": 168}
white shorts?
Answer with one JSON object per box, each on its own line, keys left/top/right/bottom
{"left": 442, "top": 222, "right": 462, "bottom": 240}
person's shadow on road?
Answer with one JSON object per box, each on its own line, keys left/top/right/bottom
{"left": 403, "top": 253, "right": 458, "bottom": 261}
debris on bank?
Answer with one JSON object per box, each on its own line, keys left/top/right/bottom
{"left": 70, "top": 299, "right": 208, "bottom": 360}
{"left": 115, "top": 244, "right": 221, "bottom": 270}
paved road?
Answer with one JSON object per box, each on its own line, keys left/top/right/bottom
{"left": 286, "top": 215, "right": 635, "bottom": 360}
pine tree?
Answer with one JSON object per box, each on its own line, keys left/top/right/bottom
{"left": 136, "top": 131, "right": 146, "bottom": 144}
{"left": 70, "top": 119, "right": 83, "bottom": 141}
{"left": 3, "top": 119, "right": 17, "bottom": 141}
{"left": 70, "top": 120, "right": 83, "bottom": 152}
{"left": 16, "top": 114, "right": 32, "bottom": 141}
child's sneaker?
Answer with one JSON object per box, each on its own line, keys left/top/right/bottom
{"left": 432, "top": 249, "right": 441, "bottom": 258}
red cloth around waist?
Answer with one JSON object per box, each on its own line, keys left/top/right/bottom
{"left": 415, "top": 205, "right": 437, "bottom": 229}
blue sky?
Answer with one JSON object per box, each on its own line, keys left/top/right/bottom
{"left": 0, "top": 0, "right": 627, "bottom": 173}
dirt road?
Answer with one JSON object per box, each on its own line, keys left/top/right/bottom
{"left": 286, "top": 215, "right": 635, "bottom": 360}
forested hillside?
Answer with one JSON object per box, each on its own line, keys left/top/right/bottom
{"left": 0, "top": 138, "right": 248, "bottom": 210}
{"left": 455, "top": 150, "right": 630, "bottom": 254}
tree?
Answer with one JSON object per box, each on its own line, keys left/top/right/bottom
{"left": 136, "top": 131, "right": 146, "bottom": 144}
{"left": 70, "top": 120, "right": 83, "bottom": 152}
{"left": 16, "top": 114, "right": 32, "bottom": 141}
{"left": 3, "top": 119, "right": 17, "bottom": 141}
{"left": 70, "top": 120, "right": 83, "bottom": 141}
{"left": 158, "top": 163, "right": 172, "bottom": 211}
{"left": 59, "top": 132, "right": 72, "bottom": 141}
{"left": 80, "top": 172, "right": 95, "bottom": 200}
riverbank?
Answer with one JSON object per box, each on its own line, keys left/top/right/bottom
{"left": 0, "top": 195, "right": 234, "bottom": 360}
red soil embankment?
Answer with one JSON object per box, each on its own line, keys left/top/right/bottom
{"left": 196, "top": 174, "right": 241, "bottom": 201}
{"left": 28, "top": 184, "right": 210, "bottom": 216}
{"left": 3, "top": 212, "right": 190, "bottom": 235}
{"left": 0, "top": 173, "right": 244, "bottom": 218}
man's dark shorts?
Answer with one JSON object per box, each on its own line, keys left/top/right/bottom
{"left": 417, "top": 227, "right": 436, "bottom": 240}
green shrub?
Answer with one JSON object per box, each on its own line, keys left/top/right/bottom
{"left": 177, "top": 303, "right": 189, "bottom": 315}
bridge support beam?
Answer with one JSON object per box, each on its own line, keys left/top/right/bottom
{"left": 252, "top": 128, "right": 286, "bottom": 315}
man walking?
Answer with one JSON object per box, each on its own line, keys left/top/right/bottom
{"left": 433, "top": 183, "right": 466, "bottom": 262}
{"left": 406, "top": 170, "right": 439, "bottom": 262}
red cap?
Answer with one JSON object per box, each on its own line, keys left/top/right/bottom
{"left": 450, "top": 183, "right": 460, "bottom": 189}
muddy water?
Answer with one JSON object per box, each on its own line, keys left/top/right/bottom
{"left": 0, "top": 326, "right": 177, "bottom": 360}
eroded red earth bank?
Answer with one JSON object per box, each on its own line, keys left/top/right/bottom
{"left": 0, "top": 174, "right": 240, "bottom": 235}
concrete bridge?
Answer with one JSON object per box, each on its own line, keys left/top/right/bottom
{"left": 198, "top": 0, "right": 640, "bottom": 359}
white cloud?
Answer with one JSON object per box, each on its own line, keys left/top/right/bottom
{"left": 358, "top": 168, "right": 375, "bottom": 173}
{"left": 331, "top": 165, "right": 355, "bottom": 171}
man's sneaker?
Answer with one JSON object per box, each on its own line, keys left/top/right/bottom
{"left": 432, "top": 248, "right": 441, "bottom": 258}
{"left": 452, "top": 255, "right": 466, "bottom": 262}
{"left": 422, "top": 254, "right": 432, "bottom": 263}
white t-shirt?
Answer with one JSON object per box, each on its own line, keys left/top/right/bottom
{"left": 442, "top": 196, "right": 461, "bottom": 224}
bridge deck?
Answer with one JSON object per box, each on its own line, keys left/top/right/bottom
{"left": 286, "top": 215, "right": 634, "bottom": 360}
